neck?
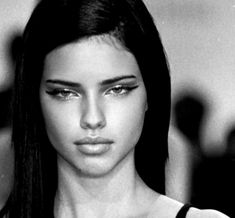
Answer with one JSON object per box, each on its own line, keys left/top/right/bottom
{"left": 54, "top": 151, "right": 154, "bottom": 218}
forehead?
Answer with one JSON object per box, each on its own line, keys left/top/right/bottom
{"left": 42, "top": 36, "right": 142, "bottom": 83}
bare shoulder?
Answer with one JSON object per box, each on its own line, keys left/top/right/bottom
{"left": 148, "top": 195, "right": 184, "bottom": 217}
{"left": 148, "top": 195, "right": 229, "bottom": 218}
{"left": 188, "top": 207, "right": 230, "bottom": 218}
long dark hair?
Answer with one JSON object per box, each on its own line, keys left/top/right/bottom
{"left": 6, "top": 0, "right": 171, "bottom": 217}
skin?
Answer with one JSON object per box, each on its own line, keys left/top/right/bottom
{"left": 40, "top": 36, "right": 148, "bottom": 178}
{"left": 39, "top": 36, "right": 229, "bottom": 218}
{"left": 39, "top": 36, "right": 156, "bottom": 218}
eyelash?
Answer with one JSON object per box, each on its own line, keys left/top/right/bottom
{"left": 46, "top": 89, "right": 79, "bottom": 100}
{"left": 105, "top": 85, "right": 138, "bottom": 96}
{"left": 45, "top": 85, "right": 138, "bottom": 100}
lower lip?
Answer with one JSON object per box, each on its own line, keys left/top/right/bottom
{"left": 77, "top": 143, "right": 111, "bottom": 155}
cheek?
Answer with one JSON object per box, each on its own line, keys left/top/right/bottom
{"left": 40, "top": 99, "right": 79, "bottom": 147}
{"left": 108, "top": 94, "right": 147, "bottom": 146}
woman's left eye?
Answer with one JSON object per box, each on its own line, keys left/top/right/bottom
{"left": 106, "top": 85, "right": 138, "bottom": 96}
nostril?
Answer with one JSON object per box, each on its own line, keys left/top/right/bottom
{"left": 80, "top": 102, "right": 106, "bottom": 130}
{"left": 80, "top": 118, "right": 106, "bottom": 130}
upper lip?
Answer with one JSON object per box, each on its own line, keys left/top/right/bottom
{"left": 74, "top": 137, "right": 114, "bottom": 145}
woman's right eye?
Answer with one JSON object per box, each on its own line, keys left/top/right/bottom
{"left": 46, "top": 88, "right": 80, "bottom": 100}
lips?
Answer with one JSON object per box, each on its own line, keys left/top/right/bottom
{"left": 74, "top": 137, "right": 114, "bottom": 155}
{"left": 74, "top": 137, "right": 114, "bottom": 145}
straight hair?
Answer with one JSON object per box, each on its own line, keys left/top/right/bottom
{"left": 6, "top": 0, "right": 171, "bottom": 217}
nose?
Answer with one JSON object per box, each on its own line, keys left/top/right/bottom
{"left": 80, "top": 96, "right": 106, "bottom": 130}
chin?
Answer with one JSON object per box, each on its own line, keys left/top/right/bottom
{"left": 77, "top": 164, "right": 115, "bottom": 178}
{"left": 71, "top": 156, "right": 115, "bottom": 178}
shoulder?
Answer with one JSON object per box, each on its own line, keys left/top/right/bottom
{"left": 149, "top": 195, "right": 229, "bottom": 218}
{"left": 188, "top": 208, "right": 230, "bottom": 218}
{"left": 149, "top": 195, "right": 184, "bottom": 217}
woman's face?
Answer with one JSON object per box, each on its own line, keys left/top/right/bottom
{"left": 39, "top": 36, "right": 147, "bottom": 177}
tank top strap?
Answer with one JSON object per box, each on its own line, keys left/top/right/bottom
{"left": 175, "top": 203, "right": 192, "bottom": 218}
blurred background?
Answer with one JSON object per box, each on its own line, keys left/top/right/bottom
{"left": 1, "top": 0, "right": 235, "bottom": 217}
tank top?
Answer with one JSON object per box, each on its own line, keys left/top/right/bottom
{"left": 176, "top": 204, "right": 192, "bottom": 218}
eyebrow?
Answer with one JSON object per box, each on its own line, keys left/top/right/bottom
{"left": 45, "top": 75, "right": 137, "bottom": 87}
{"left": 100, "top": 75, "right": 137, "bottom": 86}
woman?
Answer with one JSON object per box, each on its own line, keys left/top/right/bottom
{"left": 0, "top": 0, "right": 229, "bottom": 217}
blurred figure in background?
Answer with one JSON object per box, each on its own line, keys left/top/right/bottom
{"left": 167, "top": 92, "right": 208, "bottom": 203}
{"left": 170, "top": 90, "right": 235, "bottom": 217}
{"left": 173, "top": 92, "right": 207, "bottom": 160}
{"left": 191, "top": 125, "right": 235, "bottom": 217}
{"left": 0, "top": 33, "right": 22, "bottom": 209}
